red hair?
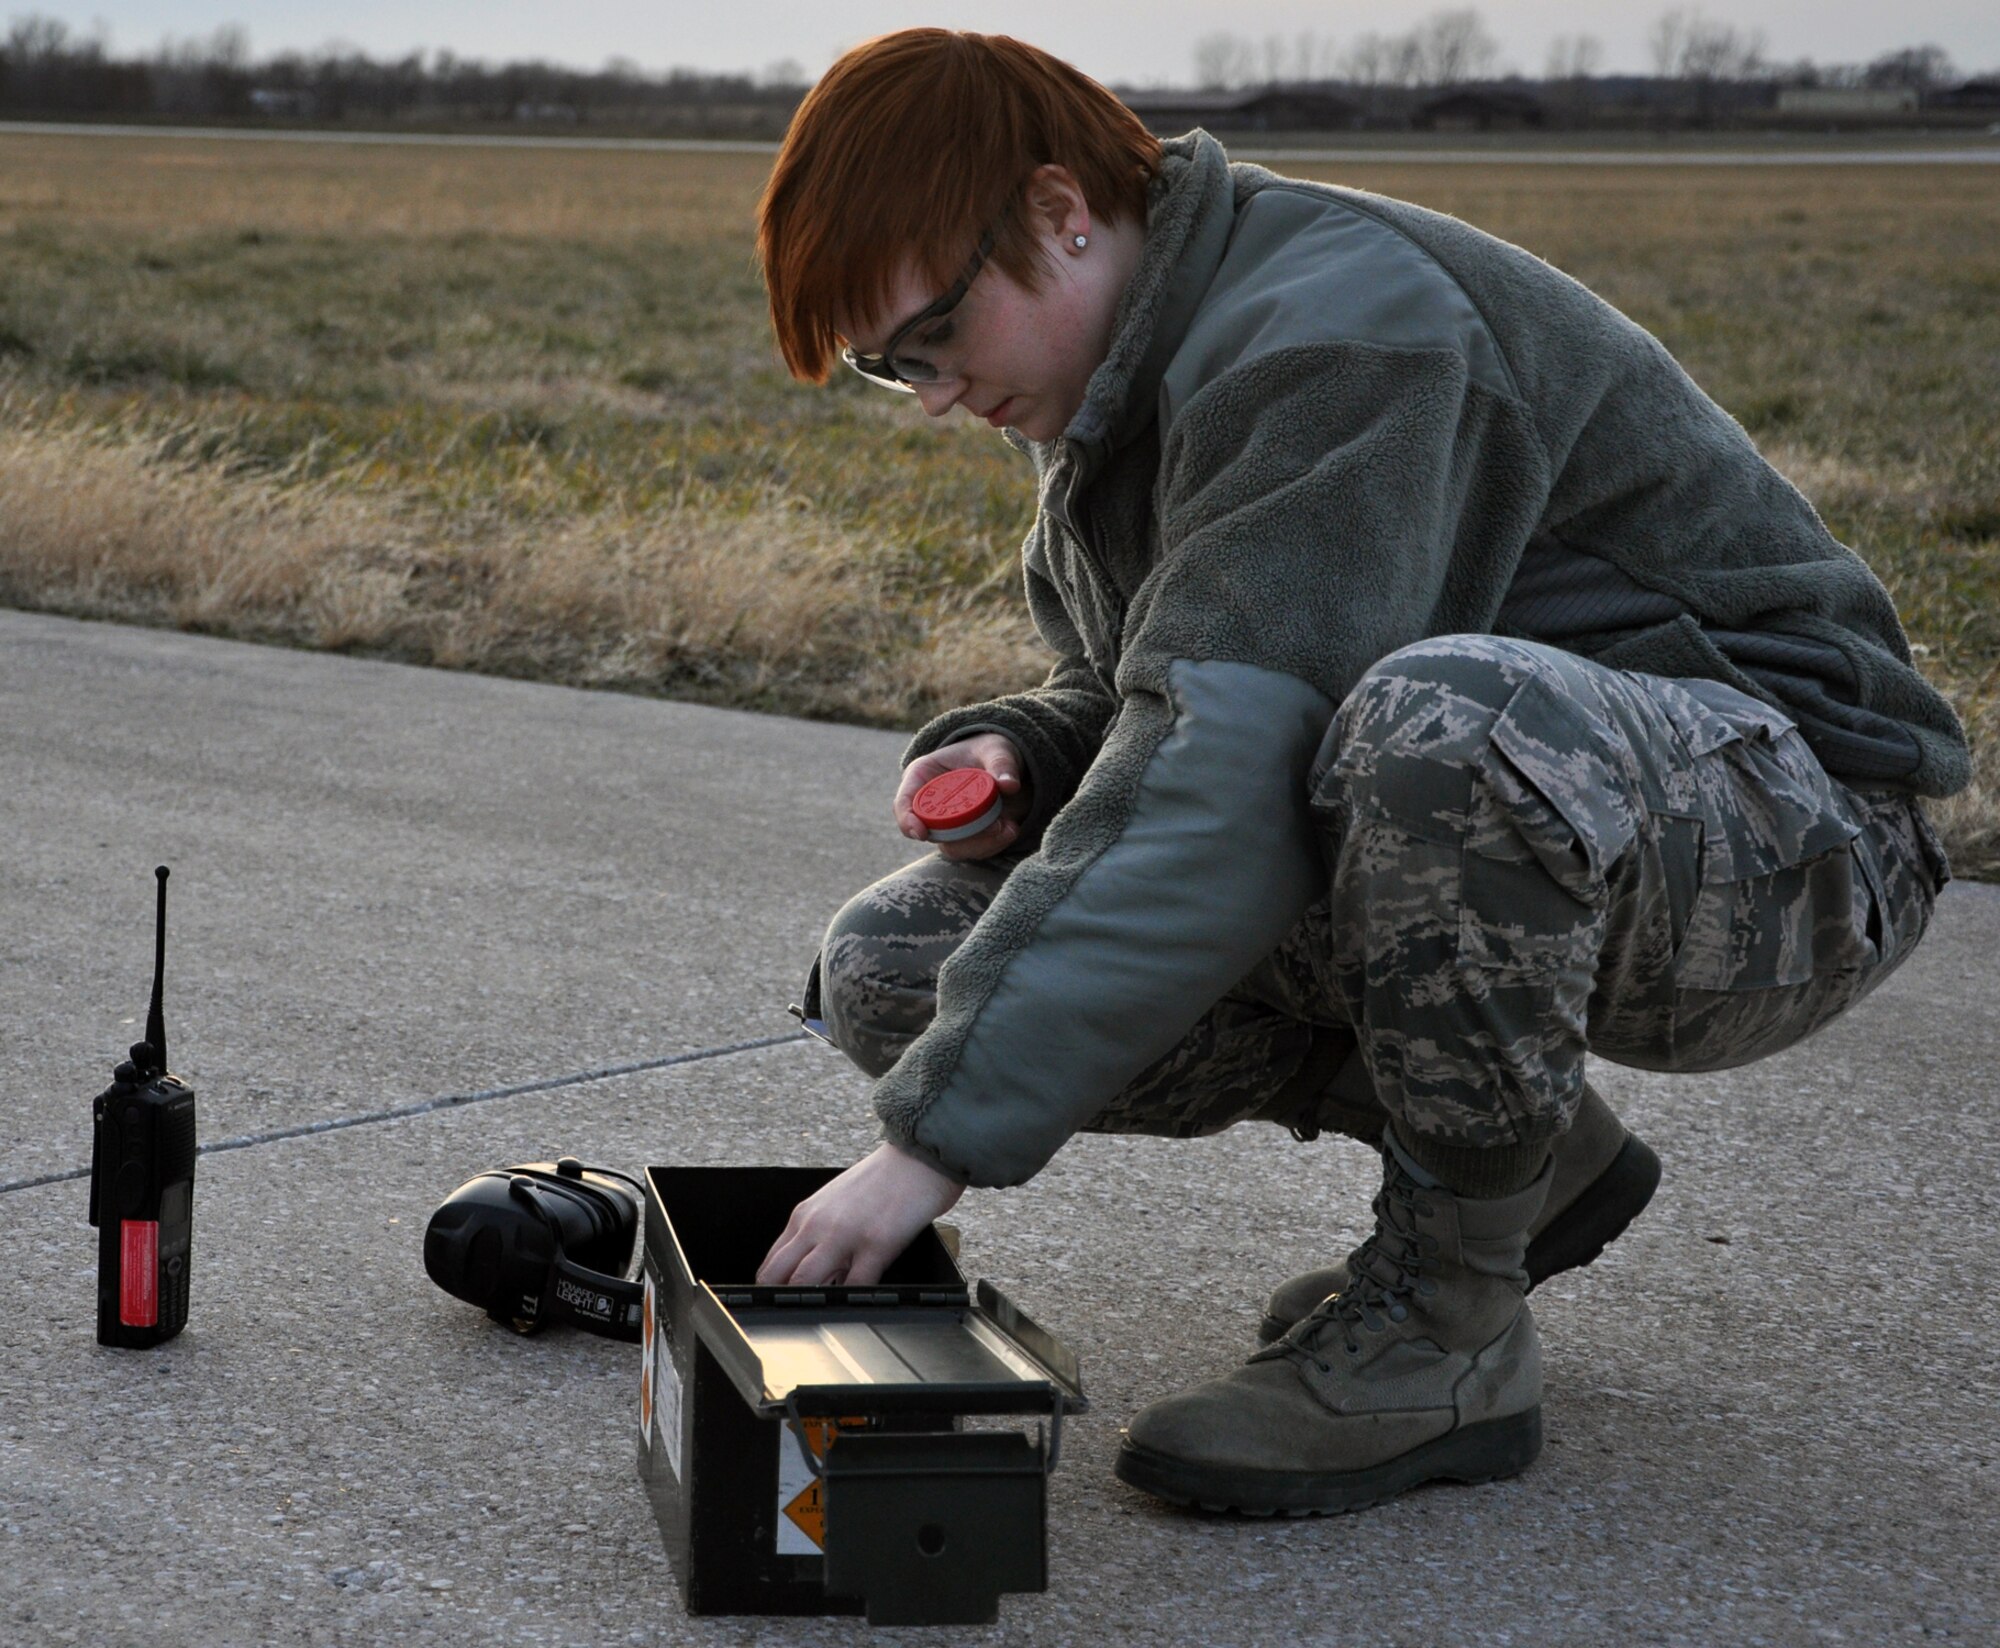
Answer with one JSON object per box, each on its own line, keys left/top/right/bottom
{"left": 758, "top": 30, "right": 1162, "bottom": 382}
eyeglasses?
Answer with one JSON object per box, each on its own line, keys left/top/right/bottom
{"left": 840, "top": 224, "right": 998, "bottom": 392}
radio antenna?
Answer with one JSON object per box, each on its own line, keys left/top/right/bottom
{"left": 146, "top": 865, "right": 169, "bottom": 1074}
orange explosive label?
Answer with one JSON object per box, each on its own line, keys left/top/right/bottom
{"left": 782, "top": 1477, "right": 827, "bottom": 1547}
{"left": 779, "top": 1416, "right": 867, "bottom": 1551}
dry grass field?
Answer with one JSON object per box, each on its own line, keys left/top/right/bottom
{"left": 2, "top": 132, "right": 1995, "bottom": 873}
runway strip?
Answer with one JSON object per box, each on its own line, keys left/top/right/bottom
{"left": 3, "top": 119, "right": 1995, "bottom": 163}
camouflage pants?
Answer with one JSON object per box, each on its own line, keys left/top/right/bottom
{"left": 813, "top": 637, "right": 1949, "bottom": 1160}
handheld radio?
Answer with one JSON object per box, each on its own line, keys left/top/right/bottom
{"left": 88, "top": 866, "right": 197, "bottom": 1348}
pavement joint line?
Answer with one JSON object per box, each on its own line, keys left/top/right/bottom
{"left": 0, "top": 1030, "right": 809, "bottom": 1197}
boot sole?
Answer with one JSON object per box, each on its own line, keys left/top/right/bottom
{"left": 1256, "top": 1133, "right": 1663, "bottom": 1344}
{"left": 1114, "top": 1407, "right": 1542, "bottom": 1516}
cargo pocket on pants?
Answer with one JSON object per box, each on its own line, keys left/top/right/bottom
{"left": 1456, "top": 675, "right": 1637, "bottom": 983}
{"left": 1667, "top": 696, "right": 1871, "bottom": 993}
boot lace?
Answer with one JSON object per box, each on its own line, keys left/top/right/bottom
{"left": 1255, "top": 1171, "right": 1439, "bottom": 1371}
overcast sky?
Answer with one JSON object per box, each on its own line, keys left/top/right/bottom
{"left": 22, "top": 3, "right": 2000, "bottom": 83}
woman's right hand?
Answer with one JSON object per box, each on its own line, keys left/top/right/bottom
{"left": 894, "top": 733, "right": 1031, "bottom": 862}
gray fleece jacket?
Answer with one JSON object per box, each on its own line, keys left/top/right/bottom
{"left": 873, "top": 130, "right": 1969, "bottom": 1190}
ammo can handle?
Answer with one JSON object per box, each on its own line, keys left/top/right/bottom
{"left": 781, "top": 1390, "right": 1066, "bottom": 1479}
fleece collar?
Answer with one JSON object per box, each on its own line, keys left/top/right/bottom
{"left": 1047, "top": 130, "right": 1239, "bottom": 479}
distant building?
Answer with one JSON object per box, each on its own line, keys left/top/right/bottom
{"left": 1775, "top": 86, "right": 1919, "bottom": 117}
{"left": 1118, "top": 87, "right": 1360, "bottom": 133}
{"left": 248, "top": 88, "right": 315, "bottom": 119}
{"left": 1931, "top": 78, "right": 2000, "bottom": 110}
{"left": 513, "top": 101, "right": 580, "bottom": 124}
{"left": 1414, "top": 89, "right": 1547, "bottom": 131}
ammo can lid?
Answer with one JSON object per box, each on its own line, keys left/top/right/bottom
{"left": 912, "top": 770, "right": 1002, "bottom": 839}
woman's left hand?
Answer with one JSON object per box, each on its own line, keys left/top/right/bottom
{"left": 756, "top": 1142, "right": 966, "bottom": 1286}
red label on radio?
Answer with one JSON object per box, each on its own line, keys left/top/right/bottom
{"left": 120, "top": 1220, "right": 159, "bottom": 1326}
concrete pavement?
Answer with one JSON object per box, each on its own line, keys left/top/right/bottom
{"left": 3, "top": 608, "right": 1995, "bottom": 1645}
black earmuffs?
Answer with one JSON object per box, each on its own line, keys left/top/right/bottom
{"left": 423, "top": 1158, "right": 644, "bottom": 1340}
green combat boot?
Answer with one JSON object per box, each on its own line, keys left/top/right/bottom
{"left": 1257, "top": 1080, "right": 1658, "bottom": 1343}
{"left": 1116, "top": 1135, "right": 1550, "bottom": 1516}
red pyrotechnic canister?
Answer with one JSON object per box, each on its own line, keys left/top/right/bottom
{"left": 912, "top": 769, "right": 1004, "bottom": 842}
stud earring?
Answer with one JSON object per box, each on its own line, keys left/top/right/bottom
{"left": 1072, "top": 234, "right": 1088, "bottom": 251}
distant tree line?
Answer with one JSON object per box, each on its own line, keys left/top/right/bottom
{"left": 0, "top": 14, "right": 809, "bottom": 128}
{"left": 1184, "top": 8, "right": 1978, "bottom": 94}
{"left": 1173, "top": 8, "right": 1990, "bottom": 129}
{"left": 0, "top": 8, "right": 1991, "bottom": 132}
